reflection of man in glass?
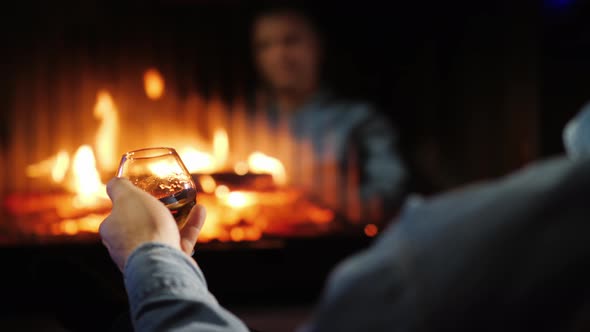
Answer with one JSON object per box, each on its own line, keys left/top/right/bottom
{"left": 251, "top": 5, "right": 407, "bottom": 212}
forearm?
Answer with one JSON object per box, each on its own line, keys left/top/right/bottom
{"left": 124, "top": 243, "right": 249, "bottom": 332}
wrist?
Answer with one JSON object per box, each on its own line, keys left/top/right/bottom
{"left": 124, "top": 242, "right": 184, "bottom": 272}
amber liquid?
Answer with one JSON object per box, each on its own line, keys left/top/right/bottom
{"left": 158, "top": 188, "right": 197, "bottom": 229}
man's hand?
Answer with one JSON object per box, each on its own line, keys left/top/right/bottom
{"left": 99, "top": 177, "right": 206, "bottom": 271}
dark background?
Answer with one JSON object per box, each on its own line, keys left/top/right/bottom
{"left": 0, "top": 0, "right": 590, "bottom": 330}
{"left": 0, "top": 0, "right": 587, "bottom": 193}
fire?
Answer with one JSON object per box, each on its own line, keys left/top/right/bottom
{"left": 230, "top": 228, "right": 245, "bottom": 242}
{"left": 51, "top": 152, "right": 70, "bottom": 182}
{"left": 223, "top": 191, "right": 257, "bottom": 209}
{"left": 66, "top": 145, "right": 108, "bottom": 208}
{"left": 26, "top": 92, "right": 116, "bottom": 213}
{"left": 248, "top": 152, "right": 287, "bottom": 186}
{"left": 26, "top": 150, "right": 70, "bottom": 182}
{"left": 178, "top": 129, "right": 230, "bottom": 174}
{"left": 19, "top": 83, "right": 342, "bottom": 242}
{"left": 180, "top": 148, "right": 217, "bottom": 173}
{"left": 148, "top": 160, "right": 185, "bottom": 178}
{"left": 143, "top": 68, "right": 165, "bottom": 100}
{"left": 94, "top": 91, "right": 119, "bottom": 172}
{"left": 213, "top": 129, "right": 229, "bottom": 169}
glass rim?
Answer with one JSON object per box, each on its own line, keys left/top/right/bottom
{"left": 122, "top": 147, "right": 178, "bottom": 160}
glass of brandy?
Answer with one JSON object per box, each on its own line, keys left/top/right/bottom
{"left": 116, "top": 147, "right": 197, "bottom": 229}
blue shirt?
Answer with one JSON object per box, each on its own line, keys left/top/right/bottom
{"left": 265, "top": 91, "right": 407, "bottom": 205}
{"left": 124, "top": 243, "right": 249, "bottom": 332}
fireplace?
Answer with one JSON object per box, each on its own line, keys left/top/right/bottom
{"left": 0, "top": 63, "right": 383, "bottom": 245}
{"left": 0, "top": 0, "right": 399, "bottom": 248}
{"left": 0, "top": 67, "right": 379, "bottom": 328}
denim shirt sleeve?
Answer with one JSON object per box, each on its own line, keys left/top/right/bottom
{"left": 124, "top": 242, "right": 249, "bottom": 332}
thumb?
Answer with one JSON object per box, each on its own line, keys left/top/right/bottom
{"left": 180, "top": 204, "right": 206, "bottom": 256}
{"left": 106, "top": 177, "right": 133, "bottom": 202}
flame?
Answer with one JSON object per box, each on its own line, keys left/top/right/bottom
{"left": 94, "top": 91, "right": 119, "bottom": 171}
{"left": 223, "top": 191, "right": 257, "bottom": 208}
{"left": 248, "top": 152, "right": 287, "bottom": 185}
{"left": 26, "top": 91, "right": 114, "bottom": 211}
{"left": 51, "top": 152, "right": 70, "bottom": 182}
{"left": 148, "top": 160, "right": 185, "bottom": 178}
{"left": 180, "top": 148, "right": 217, "bottom": 173}
{"left": 26, "top": 150, "right": 70, "bottom": 182}
{"left": 213, "top": 129, "right": 229, "bottom": 169}
{"left": 178, "top": 129, "right": 229, "bottom": 174}
{"left": 143, "top": 68, "right": 165, "bottom": 100}
{"left": 67, "top": 145, "right": 107, "bottom": 207}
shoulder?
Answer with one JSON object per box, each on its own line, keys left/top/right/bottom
{"left": 319, "top": 95, "right": 393, "bottom": 131}
{"left": 322, "top": 95, "right": 380, "bottom": 119}
{"left": 378, "top": 156, "right": 590, "bottom": 255}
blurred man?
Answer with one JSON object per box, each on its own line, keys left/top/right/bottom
{"left": 251, "top": 5, "right": 407, "bottom": 213}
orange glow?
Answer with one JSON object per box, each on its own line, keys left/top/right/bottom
{"left": 308, "top": 206, "right": 334, "bottom": 224}
{"left": 248, "top": 152, "right": 287, "bottom": 186}
{"left": 148, "top": 161, "right": 172, "bottom": 177}
{"left": 93, "top": 91, "right": 119, "bottom": 171}
{"left": 177, "top": 130, "right": 229, "bottom": 174}
{"left": 51, "top": 151, "right": 70, "bottom": 182}
{"left": 234, "top": 161, "right": 248, "bottom": 175}
{"left": 223, "top": 191, "right": 257, "bottom": 208}
{"left": 230, "top": 228, "right": 245, "bottom": 242}
{"left": 67, "top": 145, "right": 108, "bottom": 207}
{"left": 61, "top": 220, "right": 79, "bottom": 235}
{"left": 45, "top": 214, "right": 108, "bottom": 236}
{"left": 244, "top": 227, "right": 262, "bottom": 241}
{"left": 215, "top": 185, "right": 230, "bottom": 198}
{"left": 77, "top": 214, "right": 106, "bottom": 232}
{"left": 198, "top": 175, "right": 217, "bottom": 193}
{"left": 143, "top": 68, "right": 165, "bottom": 100}
{"left": 26, "top": 150, "right": 70, "bottom": 182}
{"left": 364, "top": 224, "right": 378, "bottom": 237}
{"left": 180, "top": 148, "right": 216, "bottom": 174}
{"left": 148, "top": 160, "right": 185, "bottom": 178}
{"left": 196, "top": 204, "right": 224, "bottom": 242}
{"left": 213, "top": 129, "right": 229, "bottom": 169}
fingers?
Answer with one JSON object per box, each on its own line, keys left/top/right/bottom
{"left": 180, "top": 204, "right": 206, "bottom": 256}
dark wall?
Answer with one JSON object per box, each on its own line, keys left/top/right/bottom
{"left": 541, "top": 0, "right": 590, "bottom": 156}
